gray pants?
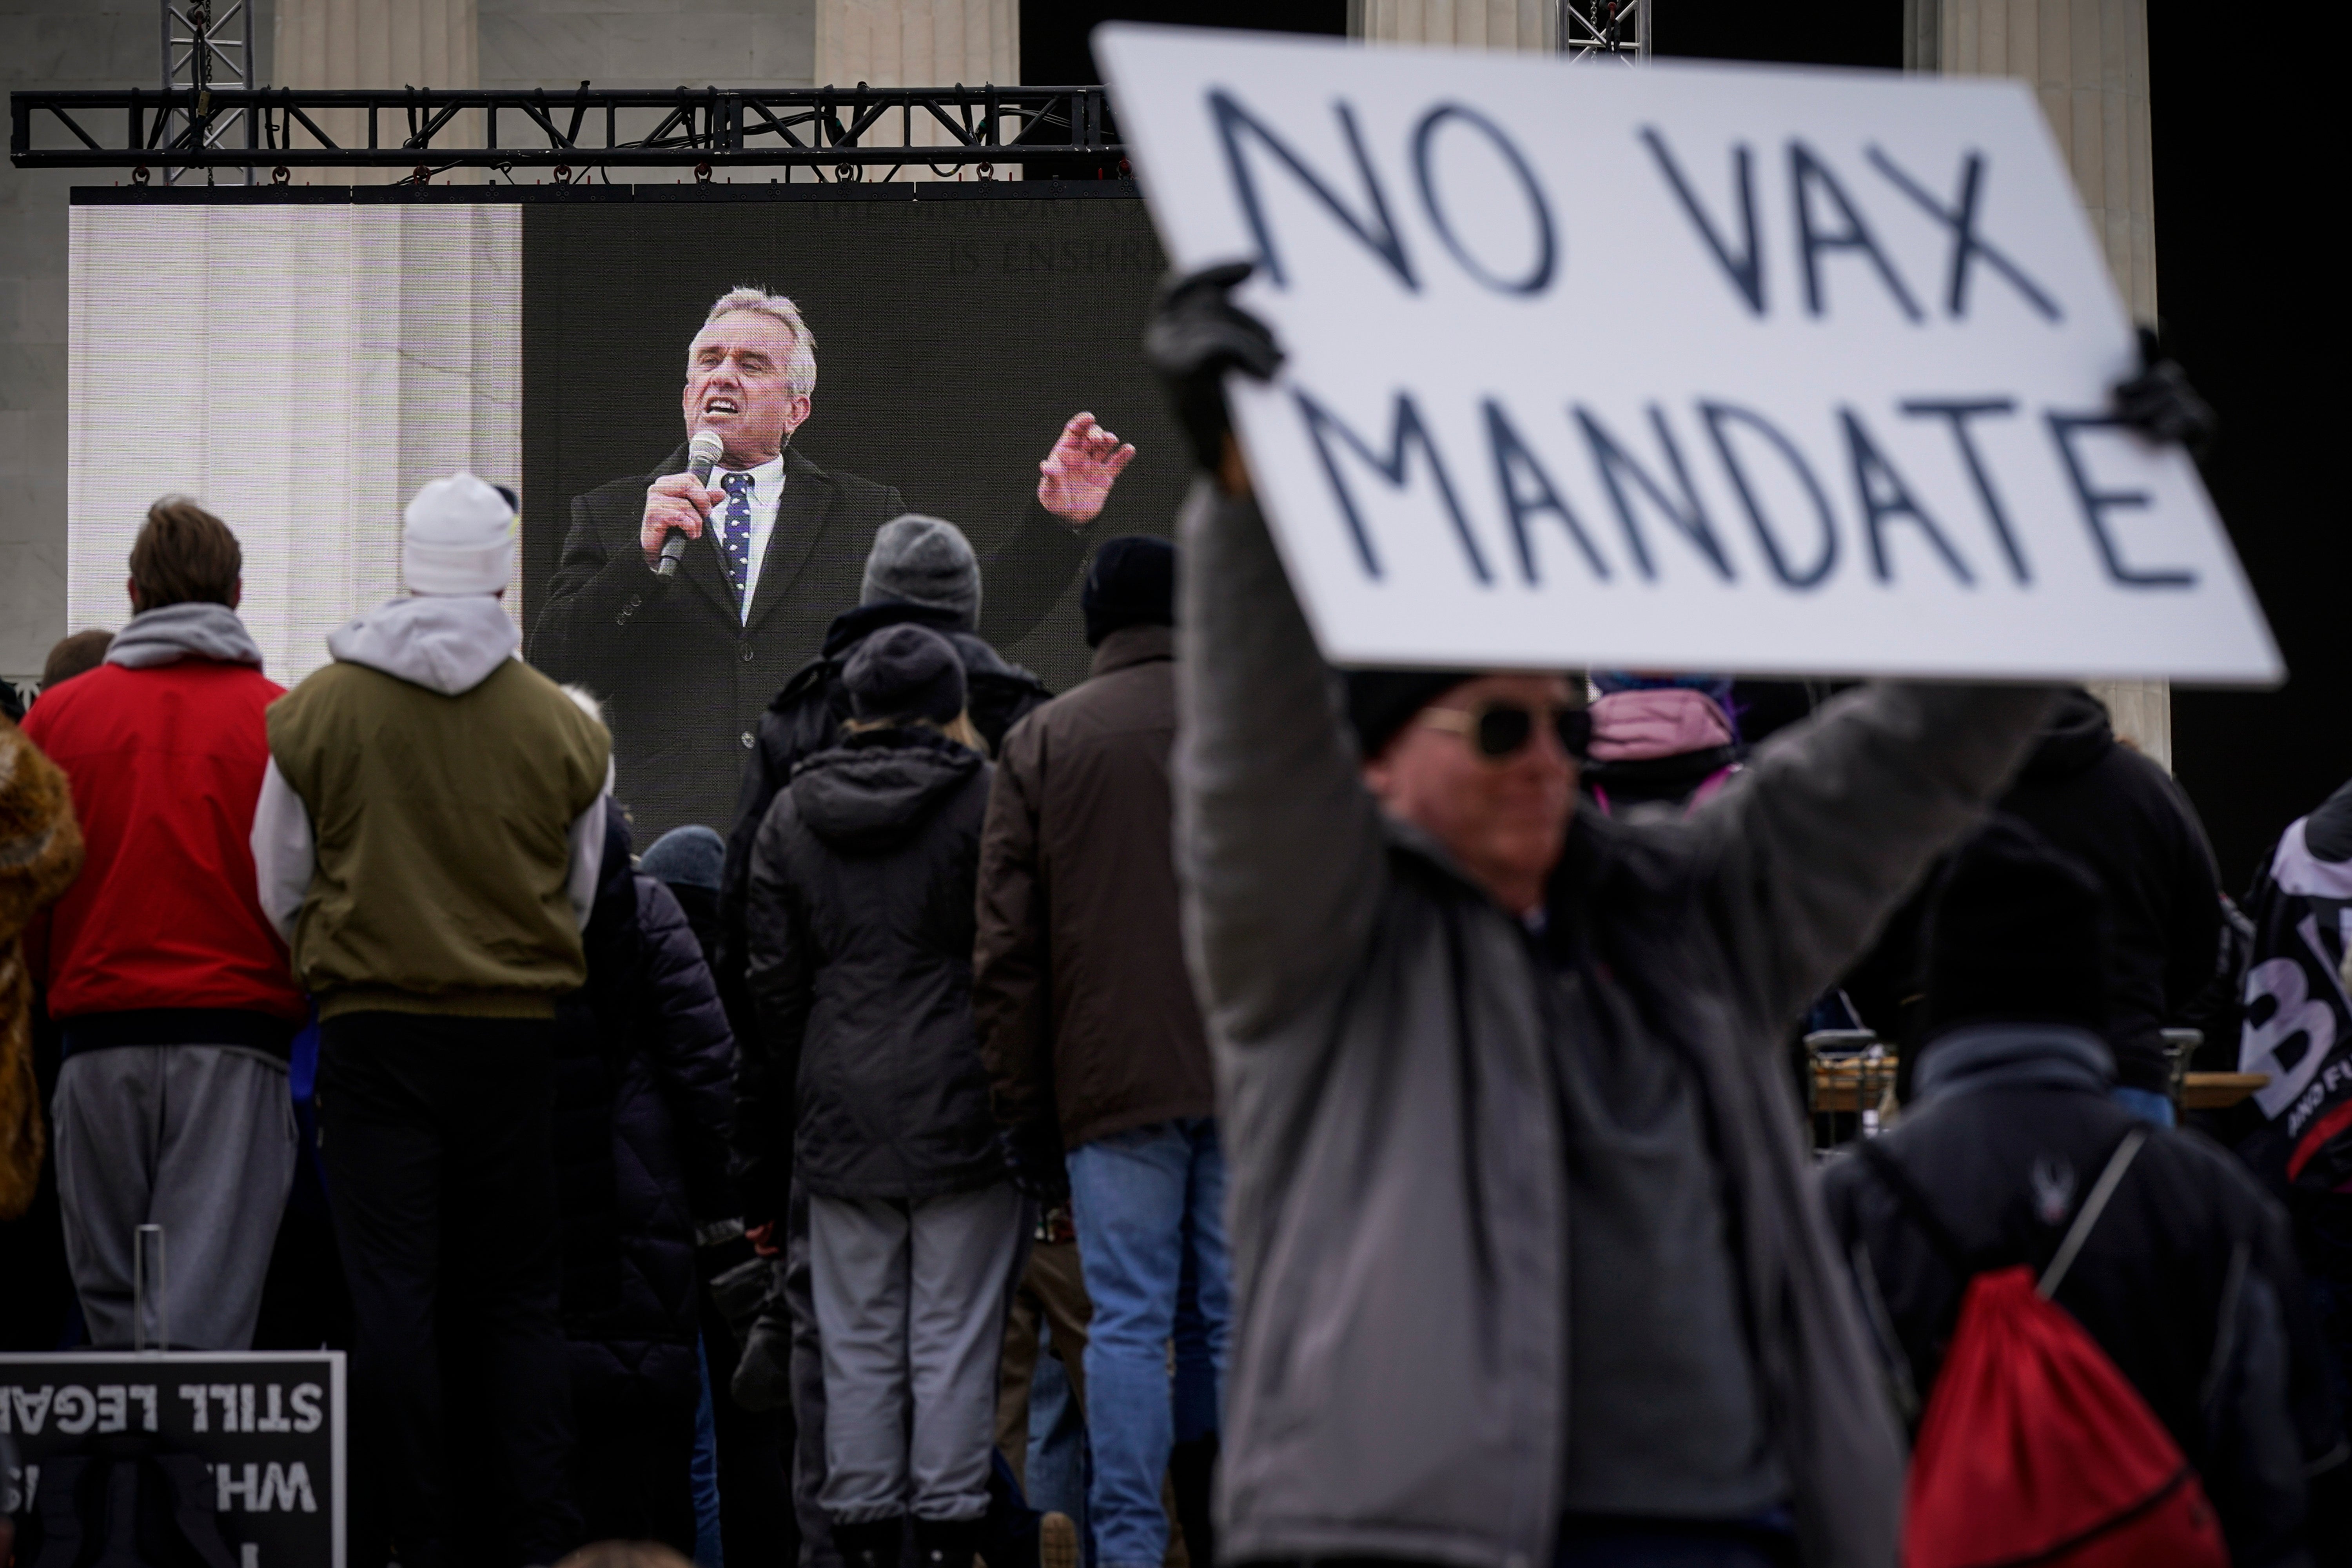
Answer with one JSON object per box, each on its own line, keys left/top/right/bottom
{"left": 810, "top": 1183, "right": 1024, "bottom": 1525}
{"left": 52, "top": 1045, "right": 299, "bottom": 1350}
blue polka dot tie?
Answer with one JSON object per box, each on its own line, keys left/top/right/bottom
{"left": 719, "top": 471, "right": 755, "bottom": 609}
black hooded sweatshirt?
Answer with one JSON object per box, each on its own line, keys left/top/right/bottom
{"left": 715, "top": 601, "right": 1050, "bottom": 1183}
{"left": 1820, "top": 1026, "right": 2342, "bottom": 1568}
{"left": 740, "top": 725, "right": 1000, "bottom": 1211}
{"left": 1842, "top": 689, "right": 2222, "bottom": 1092}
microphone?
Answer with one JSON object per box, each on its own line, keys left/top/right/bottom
{"left": 656, "top": 429, "right": 728, "bottom": 580}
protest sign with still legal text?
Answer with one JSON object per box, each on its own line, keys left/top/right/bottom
{"left": 4, "top": 1351, "right": 345, "bottom": 1568}
{"left": 1096, "top": 26, "right": 2279, "bottom": 682}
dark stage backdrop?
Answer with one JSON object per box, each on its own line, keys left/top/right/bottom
{"left": 520, "top": 188, "right": 1183, "bottom": 711}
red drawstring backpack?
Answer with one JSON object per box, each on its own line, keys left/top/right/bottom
{"left": 1864, "top": 1129, "right": 2231, "bottom": 1568}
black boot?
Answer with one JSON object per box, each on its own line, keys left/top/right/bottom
{"left": 911, "top": 1514, "right": 984, "bottom": 1568}
{"left": 833, "top": 1515, "right": 905, "bottom": 1568}
{"left": 1171, "top": 1433, "right": 1220, "bottom": 1568}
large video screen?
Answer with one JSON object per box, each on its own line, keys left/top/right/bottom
{"left": 68, "top": 188, "right": 1183, "bottom": 843}
{"left": 521, "top": 192, "right": 1183, "bottom": 837}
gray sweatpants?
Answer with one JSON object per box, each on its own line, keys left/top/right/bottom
{"left": 52, "top": 1045, "right": 299, "bottom": 1350}
{"left": 810, "top": 1183, "right": 1024, "bottom": 1525}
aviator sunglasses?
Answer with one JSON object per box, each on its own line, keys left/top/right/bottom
{"left": 1420, "top": 699, "right": 1593, "bottom": 761}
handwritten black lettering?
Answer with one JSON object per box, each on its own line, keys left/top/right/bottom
{"left": 1639, "top": 128, "right": 1765, "bottom": 315}
{"left": 1791, "top": 141, "right": 1922, "bottom": 323}
{"left": 1294, "top": 387, "right": 1489, "bottom": 583}
{"left": 1210, "top": 89, "right": 1416, "bottom": 292}
{"left": 1900, "top": 398, "right": 2030, "bottom": 582}
{"left": 1573, "top": 404, "right": 1735, "bottom": 582}
{"left": 1841, "top": 407, "right": 1974, "bottom": 584}
{"left": 2045, "top": 413, "right": 2195, "bottom": 587}
{"left": 1866, "top": 147, "right": 2062, "bottom": 321}
{"left": 1483, "top": 398, "right": 1609, "bottom": 583}
{"left": 1412, "top": 104, "right": 1557, "bottom": 296}
{"left": 1699, "top": 401, "right": 1838, "bottom": 588}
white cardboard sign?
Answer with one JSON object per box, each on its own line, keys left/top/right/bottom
{"left": 1096, "top": 25, "right": 2281, "bottom": 683}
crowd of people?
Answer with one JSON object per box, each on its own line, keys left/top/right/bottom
{"left": 1, "top": 268, "right": 2348, "bottom": 1568}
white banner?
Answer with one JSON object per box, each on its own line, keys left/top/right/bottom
{"left": 1096, "top": 26, "right": 2281, "bottom": 683}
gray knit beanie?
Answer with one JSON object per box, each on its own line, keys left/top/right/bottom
{"left": 861, "top": 514, "right": 981, "bottom": 630}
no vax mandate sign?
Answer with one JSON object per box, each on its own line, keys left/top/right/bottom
{"left": 1096, "top": 25, "right": 2280, "bottom": 683}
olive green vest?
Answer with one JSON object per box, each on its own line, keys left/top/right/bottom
{"left": 267, "top": 658, "right": 609, "bottom": 1019}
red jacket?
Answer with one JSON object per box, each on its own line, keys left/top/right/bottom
{"left": 22, "top": 657, "right": 305, "bottom": 1027}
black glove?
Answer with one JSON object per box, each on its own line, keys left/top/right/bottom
{"left": 1144, "top": 260, "right": 1286, "bottom": 475}
{"left": 1001, "top": 1122, "right": 1069, "bottom": 1204}
{"left": 2111, "top": 323, "right": 2216, "bottom": 454}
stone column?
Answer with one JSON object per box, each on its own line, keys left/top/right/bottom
{"left": 274, "top": 0, "right": 480, "bottom": 184}
{"left": 67, "top": 203, "right": 522, "bottom": 682}
{"left": 1916, "top": 0, "right": 2169, "bottom": 767}
{"left": 1352, "top": 0, "right": 1555, "bottom": 50}
{"left": 816, "top": 0, "right": 1016, "bottom": 176}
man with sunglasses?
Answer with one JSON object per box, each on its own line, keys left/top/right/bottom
{"left": 1145, "top": 264, "right": 2212, "bottom": 1568}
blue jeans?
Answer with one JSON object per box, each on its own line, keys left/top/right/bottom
{"left": 1067, "top": 1119, "right": 1231, "bottom": 1568}
{"left": 2111, "top": 1085, "right": 2177, "bottom": 1127}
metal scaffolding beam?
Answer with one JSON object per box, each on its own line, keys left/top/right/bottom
{"left": 8, "top": 84, "right": 1122, "bottom": 181}
{"left": 1560, "top": 0, "right": 1650, "bottom": 62}
{"left": 159, "top": 0, "right": 255, "bottom": 184}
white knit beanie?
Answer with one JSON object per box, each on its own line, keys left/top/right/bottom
{"left": 402, "top": 473, "right": 517, "bottom": 596}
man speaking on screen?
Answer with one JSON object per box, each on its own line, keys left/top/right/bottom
{"left": 532, "top": 286, "right": 1136, "bottom": 837}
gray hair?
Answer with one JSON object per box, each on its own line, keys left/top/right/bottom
{"left": 703, "top": 287, "right": 817, "bottom": 403}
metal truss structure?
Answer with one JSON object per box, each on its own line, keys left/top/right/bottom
{"left": 9, "top": 82, "right": 1120, "bottom": 183}
{"left": 1560, "top": 0, "right": 1650, "bottom": 62}
{"left": 159, "top": 0, "right": 255, "bottom": 184}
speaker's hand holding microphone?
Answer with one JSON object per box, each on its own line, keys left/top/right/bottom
{"left": 639, "top": 429, "right": 729, "bottom": 576}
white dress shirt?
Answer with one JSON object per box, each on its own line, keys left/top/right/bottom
{"left": 711, "top": 453, "right": 787, "bottom": 621}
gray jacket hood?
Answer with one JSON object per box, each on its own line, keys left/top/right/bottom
{"left": 327, "top": 593, "right": 520, "bottom": 695}
{"left": 106, "top": 603, "right": 264, "bottom": 669}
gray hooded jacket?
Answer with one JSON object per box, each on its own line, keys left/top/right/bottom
{"left": 1173, "top": 483, "right": 2053, "bottom": 1568}
{"left": 105, "top": 601, "right": 265, "bottom": 669}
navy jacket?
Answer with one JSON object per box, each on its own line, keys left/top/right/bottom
{"left": 559, "top": 802, "right": 738, "bottom": 1408}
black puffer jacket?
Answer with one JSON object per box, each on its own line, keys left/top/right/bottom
{"left": 564, "top": 860, "right": 740, "bottom": 1411}
{"left": 555, "top": 801, "right": 643, "bottom": 1316}
{"left": 718, "top": 602, "right": 1049, "bottom": 1200}
{"left": 743, "top": 725, "right": 1000, "bottom": 1210}
{"left": 1841, "top": 689, "right": 2222, "bottom": 1092}
{"left": 1821, "top": 1029, "right": 2343, "bottom": 1568}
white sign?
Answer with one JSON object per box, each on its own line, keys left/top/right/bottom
{"left": 1096, "top": 26, "right": 2281, "bottom": 682}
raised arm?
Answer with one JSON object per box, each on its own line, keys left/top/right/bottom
{"left": 977, "top": 413, "right": 1136, "bottom": 648}
{"left": 975, "top": 499, "right": 1090, "bottom": 650}
{"left": 1686, "top": 681, "right": 2057, "bottom": 1034}
{"left": 1173, "top": 479, "right": 1389, "bottom": 1046}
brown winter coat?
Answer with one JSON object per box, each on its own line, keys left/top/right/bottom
{"left": 0, "top": 715, "right": 84, "bottom": 1218}
{"left": 975, "top": 623, "right": 1214, "bottom": 1151}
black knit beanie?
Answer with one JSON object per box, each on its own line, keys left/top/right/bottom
{"left": 1082, "top": 535, "right": 1177, "bottom": 647}
{"left": 1343, "top": 670, "right": 1474, "bottom": 761}
{"left": 844, "top": 623, "right": 967, "bottom": 726}
{"left": 1920, "top": 813, "right": 2111, "bottom": 1042}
